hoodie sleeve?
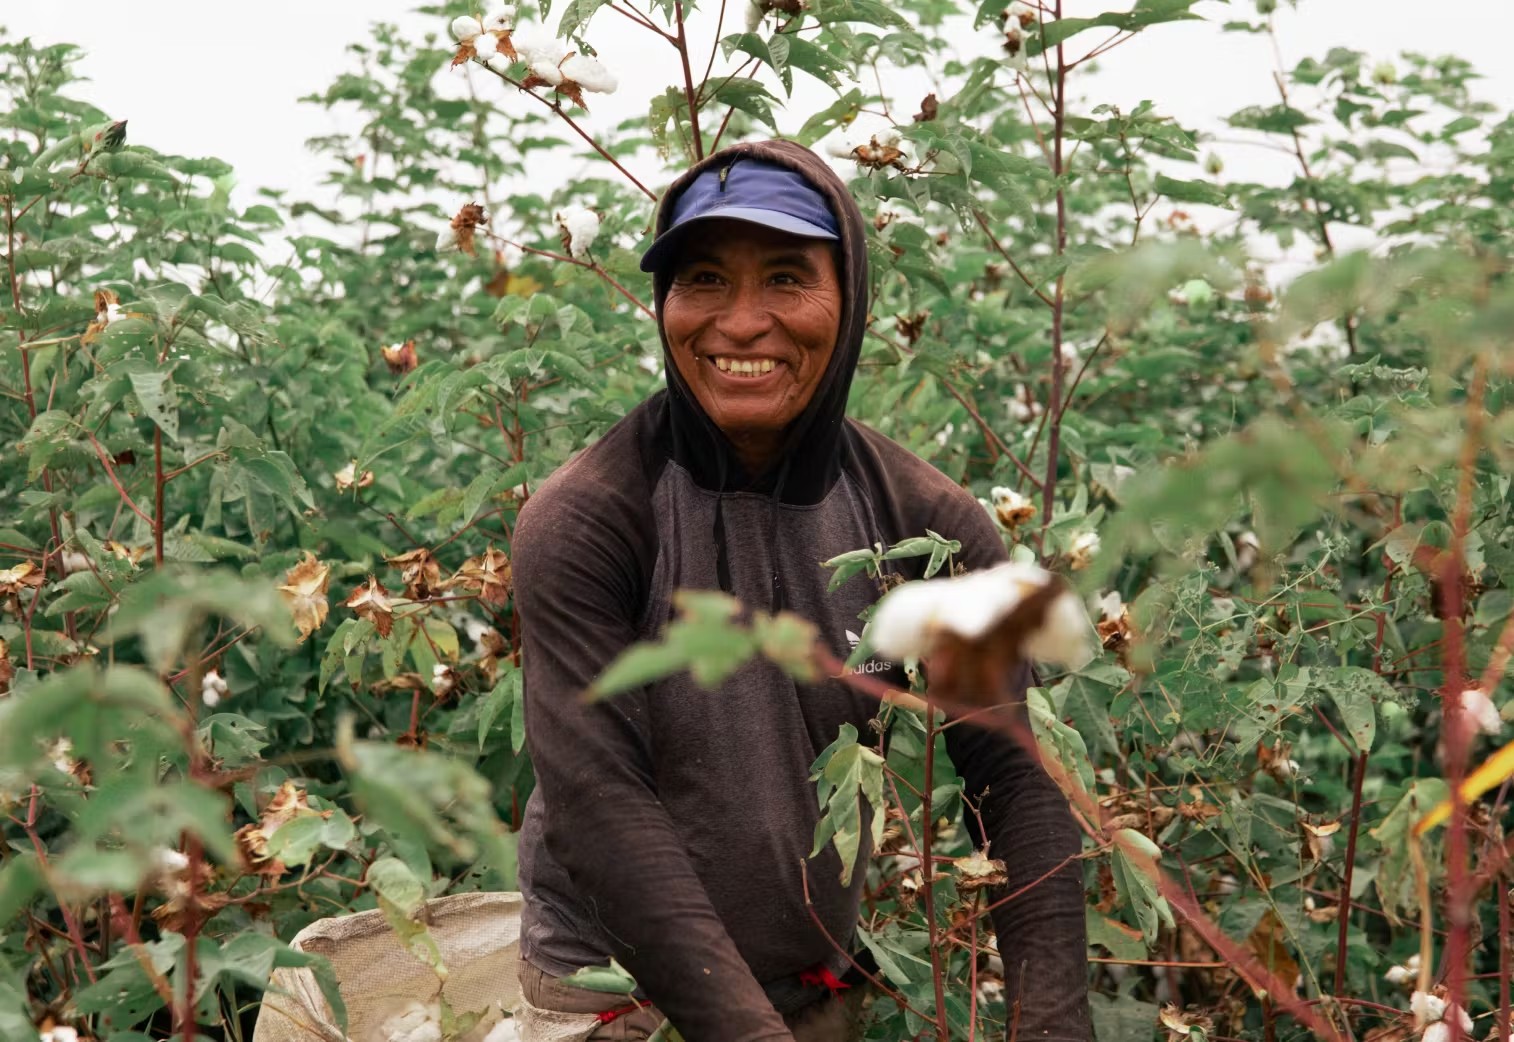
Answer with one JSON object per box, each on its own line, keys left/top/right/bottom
{"left": 511, "top": 485, "right": 794, "bottom": 1042}
{"left": 934, "top": 494, "right": 1094, "bottom": 1042}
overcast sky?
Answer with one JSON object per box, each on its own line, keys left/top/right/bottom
{"left": 5, "top": 0, "right": 1512, "bottom": 223}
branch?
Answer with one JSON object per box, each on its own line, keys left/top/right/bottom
{"left": 487, "top": 232, "right": 655, "bottom": 319}
{"left": 972, "top": 209, "right": 1053, "bottom": 307}
{"left": 85, "top": 429, "right": 155, "bottom": 527}
{"left": 474, "top": 62, "right": 657, "bottom": 201}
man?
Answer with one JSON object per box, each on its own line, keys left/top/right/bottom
{"left": 510, "top": 139, "right": 1090, "bottom": 1041}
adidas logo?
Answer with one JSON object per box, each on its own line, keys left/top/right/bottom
{"left": 844, "top": 629, "right": 895, "bottom": 675}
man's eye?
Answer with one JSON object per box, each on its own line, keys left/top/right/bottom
{"left": 687, "top": 270, "right": 722, "bottom": 285}
{"left": 769, "top": 272, "right": 801, "bottom": 286}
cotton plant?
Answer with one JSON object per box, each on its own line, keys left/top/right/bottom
{"left": 869, "top": 560, "right": 1097, "bottom": 705}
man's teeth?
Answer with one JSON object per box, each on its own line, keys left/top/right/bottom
{"left": 713, "top": 357, "right": 776, "bottom": 375}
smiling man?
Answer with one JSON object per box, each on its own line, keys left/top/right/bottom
{"left": 509, "top": 140, "right": 1090, "bottom": 1041}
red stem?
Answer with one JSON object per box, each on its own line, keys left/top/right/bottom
{"left": 674, "top": 2, "right": 704, "bottom": 160}
{"left": 1440, "top": 360, "right": 1486, "bottom": 1036}
{"left": 1499, "top": 867, "right": 1510, "bottom": 1042}
{"left": 1334, "top": 750, "right": 1368, "bottom": 996}
{"left": 920, "top": 695, "right": 949, "bottom": 1042}
{"left": 1040, "top": 4, "right": 1068, "bottom": 535}
{"left": 153, "top": 427, "right": 165, "bottom": 567}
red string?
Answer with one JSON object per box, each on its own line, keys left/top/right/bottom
{"left": 799, "top": 964, "right": 851, "bottom": 994}
{"left": 594, "top": 998, "right": 653, "bottom": 1024}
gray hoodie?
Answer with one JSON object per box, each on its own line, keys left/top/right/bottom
{"left": 512, "top": 139, "right": 1090, "bottom": 1041}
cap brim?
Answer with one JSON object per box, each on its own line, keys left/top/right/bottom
{"left": 639, "top": 208, "right": 839, "bottom": 273}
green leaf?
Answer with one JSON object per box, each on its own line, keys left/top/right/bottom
{"left": 1034, "top": 0, "right": 1203, "bottom": 53}
{"left": 1153, "top": 174, "right": 1232, "bottom": 208}
{"left": 782, "top": 36, "right": 851, "bottom": 91}
{"left": 808, "top": 724, "right": 887, "bottom": 886}
{"left": 809, "top": 0, "right": 911, "bottom": 29}
{"left": 711, "top": 79, "right": 780, "bottom": 130}
{"left": 462, "top": 463, "right": 528, "bottom": 527}
{"left": 367, "top": 856, "right": 426, "bottom": 916}
{"left": 127, "top": 367, "right": 179, "bottom": 441}
{"left": 478, "top": 668, "right": 523, "bottom": 752}
{"left": 1325, "top": 666, "right": 1383, "bottom": 753}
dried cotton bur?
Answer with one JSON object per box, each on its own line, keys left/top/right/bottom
{"left": 869, "top": 561, "right": 1096, "bottom": 706}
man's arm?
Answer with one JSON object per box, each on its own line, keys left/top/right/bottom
{"left": 935, "top": 494, "right": 1093, "bottom": 1041}
{"left": 512, "top": 495, "right": 793, "bottom": 1042}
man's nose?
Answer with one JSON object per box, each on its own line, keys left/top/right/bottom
{"left": 712, "top": 279, "right": 775, "bottom": 345}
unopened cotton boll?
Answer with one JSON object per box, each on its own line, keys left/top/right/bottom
{"left": 555, "top": 205, "right": 600, "bottom": 260}
{"left": 473, "top": 32, "right": 499, "bottom": 59}
{"left": 451, "top": 15, "right": 484, "bottom": 41}
{"left": 561, "top": 54, "right": 618, "bottom": 94}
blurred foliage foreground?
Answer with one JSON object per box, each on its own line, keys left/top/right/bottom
{"left": 3, "top": 0, "right": 1514, "bottom": 1038}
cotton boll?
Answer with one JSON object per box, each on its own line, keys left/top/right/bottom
{"left": 153, "top": 847, "right": 191, "bottom": 874}
{"left": 824, "top": 133, "right": 859, "bottom": 160}
{"left": 869, "top": 561, "right": 1096, "bottom": 671}
{"left": 1460, "top": 687, "right": 1502, "bottom": 735}
{"left": 1411, "top": 989, "right": 1447, "bottom": 1025}
{"left": 482, "top": 1018, "right": 521, "bottom": 1042}
{"left": 485, "top": 53, "right": 514, "bottom": 76}
{"left": 451, "top": 15, "right": 484, "bottom": 41}
{"left": 530, "top": 59, "right": 565, "bottom": 86}
{"left": 555, "top": 205, "right": 600, "bottom": 260}
{"left": 744, "top": 0, "right": 766, "bottom": 31}
{"left": 473, "top": 32, "right": 499, "bottom": 59}
{"left": 1021, "top": 585, "right": 1098, "bottom": 670}
{"left": 868, "top": 581, "right": 947, "bottom": 662}
{"left": 382, "top": 1001, "right": 443, "bottom": 1042}
{"left": 512, "top": 21, "right": 565, "bottom": 65}
{"left": 436, "top": 227, "right": 461, "bottom": 253}
{"left": 1096, "top": 590, "right": 1123, "bottom": 622}
{"left": 561, "top": 54, "right": 618, "bottom": 94}
{"left": 990, "top": 485, "right": 1035, "bottom": 529}
{"left": 484, "top": 5, "right": 518, "bottom": 31}
{"left": 201, "top": 668, "right": 228, "bottom": 707}
{"left": 1235, "top": 529, "right": 1259, "bottom": 571}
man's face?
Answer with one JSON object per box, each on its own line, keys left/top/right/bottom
{"left": 662, "top": 219, "right": 842, "bottom": 450}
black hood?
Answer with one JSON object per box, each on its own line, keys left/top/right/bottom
{"left": 651, "top": 139, "right": 870, "bottom": 506}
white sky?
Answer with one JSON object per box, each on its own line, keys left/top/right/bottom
{"left": 5, "top": 0, "right": 1512, "bottom": 225}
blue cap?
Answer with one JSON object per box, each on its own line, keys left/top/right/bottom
{"left": 640, "top": 157, "right": 840, "bottom": 273}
